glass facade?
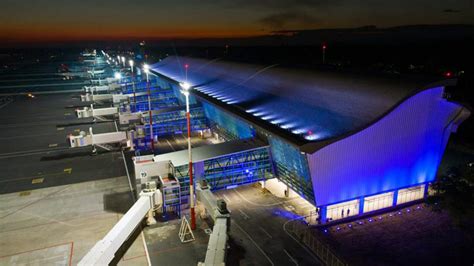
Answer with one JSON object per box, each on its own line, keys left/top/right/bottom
{"left": 363, "top": 192, "right": 394, "bottom": 213}
{"left": 397, "top": 184, "right": 425, "bottom": 205}
{"left": 326, "top": 199, "right": 359, "bottom": 221}
{"left": 174, "top": 147, "right": 272, "bottom": 198}
{"left": 268, "top": 136, "right": 315, "bottom": 203}
{"left": 202, "top": 102, "right": 255, "bottom": 139}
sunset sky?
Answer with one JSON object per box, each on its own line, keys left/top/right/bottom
{"left": 0, "top": 0, "right": 472, "bottom": 42}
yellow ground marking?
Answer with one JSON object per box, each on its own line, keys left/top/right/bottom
{"left": 57, "top": 127, "right": 65, "bottom": 131}
{"left": 49, "top": 143, "right": 58, "bottom": 147}
{"left": 1, "top": 170, "right": 72, "bottom": 184}
{"left": 74, "top": 129, "right": 80, "bottom": 132}
{"left": 32, "top": 178, "right": 44, "bottom": 184}
{"left": 19, "top": 191, "right": 31, "bottom": 196}
{"left": 64, "top": 112, "right": 71, "bottom": 115}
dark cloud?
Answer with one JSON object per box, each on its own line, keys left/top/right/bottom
{"left": 258, "top": 11, "right": 321, "bottom": 30}
{"left": 443, "top": 9, "right": 461, "bottom": 13}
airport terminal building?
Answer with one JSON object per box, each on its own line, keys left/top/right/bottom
{"left": 149, "top": 56, "right": 470, "bottom": 222}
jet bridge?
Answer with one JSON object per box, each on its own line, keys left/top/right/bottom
{"left": 76, "top": 104, "right": 118, "bottom": 118}
{"left": 132, "top": 154, "right": 231, "bottom": 266}
{"left": 83, "top": 83, "right": 121, "bottom": 94}
{"left": 80, "top": 93, "right": 128, "bottom": 103}
{"left": 68, "top": 127, "right": 132, "bottom": 149}
{"left": 78, "top": 187, "right": 162, "bottom": 265}
{"left": 196, "top": 182, "right": 230, "bottom": 266}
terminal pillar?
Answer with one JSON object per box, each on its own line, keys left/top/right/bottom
{"left": 319, "top": 206, "right": 327, "bottom": 224}
{"left": 423, "top": 183, "right": 430, "bottom": 198}
{"left": 392, "top": 189, "right": 399, "bottom": 206}
{"left": 358, "top": 196, "right": 365, "bottom": 215}
{"left": 194, "top": 161, "right": 205, "bottom": 184}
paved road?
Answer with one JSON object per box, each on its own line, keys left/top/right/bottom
{"left": 215, "top": 185, "right": 322, "bottom": 266}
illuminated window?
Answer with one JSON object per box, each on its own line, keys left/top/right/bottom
{"left": 363, "top": 192, "right": 394, "bottom": 213}
{"left": 326, "top": 199, "right": 359, "bottom": 221}
{"left": 396, "top": 185, "right": 425, "bottom": 205}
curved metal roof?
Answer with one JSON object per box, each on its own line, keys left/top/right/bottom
{"left": 151, "top": 56, "right": 452, "bottom": 153}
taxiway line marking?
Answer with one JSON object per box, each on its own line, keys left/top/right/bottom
{"left": 233, "top": 188, "right": 298, "bottom": 207}
{"left": 0, "top": 77, "right": 63, "bottom": 83}
{"left": 0, "top": 82, "right": 87, "bottom": 89}
{"left": 31, "top": 178, "right": 44, "bottom": 184}
{"left": 165, "top": 139, "right": 176, "bottom": 151}
{"left": 239, "top": 209, "right": 250, "bottom": 219}
{"left": 222, "top": 194, "right": 232, "bottom": 203}
{"left": 0, "top": 146, "right": 75, "bottom": 160}
{"left": 283, "top": 249, "right": 298, "bottom": 265}
{"left": 0, "top": 185, "right": 70, "bottom": 219}
{"left": 0, "top": 98, "right": 13, "bottom": 109}
{"left": 0, "top": 169, "right": 72, "bottom": 184}
{"left": 259, "top": 226, "right": 272, "bottom": 239}
{"left": 233, "top": 222, "right": 274, "bottom": 266}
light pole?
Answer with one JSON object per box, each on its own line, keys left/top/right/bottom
{"left": 144, "top": 64, "right": 154, "bottom": 151}
{"left": 184, "top": 64, "right": 189, "bottom": 81}
{"left": 322, "top": 43, "right": 327, "bottom": 64}
{"left": 129, "top": 60, "right": 137, "bottom": 112}
{"left": 180, "top": 81, "right": 195, "bottom": 230}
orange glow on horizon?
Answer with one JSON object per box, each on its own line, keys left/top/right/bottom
{"left": 0, "top": 24, "right": 264, "bottom": 43}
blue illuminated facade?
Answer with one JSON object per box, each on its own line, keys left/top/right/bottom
{"left": 307, "top": 87, "right": 468, "bottom": 207}
{"left": 202, "top": 102, "right": 255, "bottom": 139}
{"left": 268, "top": 136, "right": 315, "bottom": 202}
{"left": 150, "top": 56, "right": 471, "bottom": 223}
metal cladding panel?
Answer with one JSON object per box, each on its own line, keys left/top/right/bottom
{"left": 307, "top": 87, "right": 467, "bottom": 206}
{"left": 151, "top": 56, "right": 439, "bottom": 146}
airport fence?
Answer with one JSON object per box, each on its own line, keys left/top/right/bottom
{"left": 285, "top": 218, "right": 348, "bottom": 266}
